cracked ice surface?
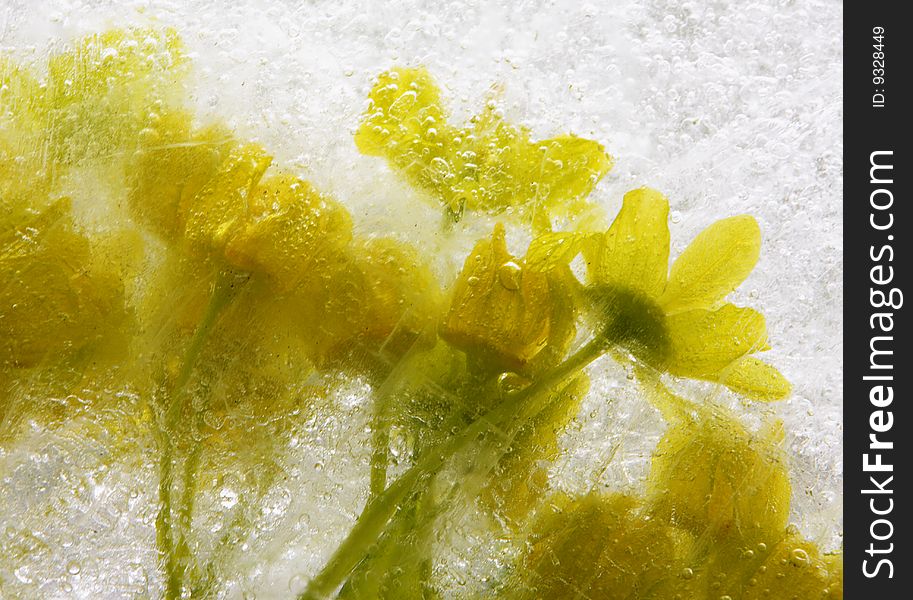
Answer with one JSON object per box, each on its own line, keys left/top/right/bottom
{"left": 1, "top": 0, "right": 841, "bottom": 597}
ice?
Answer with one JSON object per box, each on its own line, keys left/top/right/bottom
{"left": 1, "top": 0, "right": 842, "bottom": 597}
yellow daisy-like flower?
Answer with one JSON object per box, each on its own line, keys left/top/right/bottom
{"left": 584, "top": 187, "right": 790, "bottom": 401}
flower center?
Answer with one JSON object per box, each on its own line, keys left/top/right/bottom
{"left": 587, "top": 285, "right": 671, "bottom": 365}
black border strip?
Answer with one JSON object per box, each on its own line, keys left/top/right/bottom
{"left": 844, "top": 4, "right": 909, "bottom": 597}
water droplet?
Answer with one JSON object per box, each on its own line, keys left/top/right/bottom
{"left": 67, "top": 561, "right": 81, "bottom": 575}
{"left": 467, "top": 275, "right": 480, "bottom": 286}
{"left": 497, "top": 372, "right": 527, "bottom": 394}
{"left": 680, "top": 567, "right": 694, "bottom": 580}
{"left": 497, "top": 261, "right": 522, "bottom": 290}
{"left": 288, "top": 574, "right": 305, "bottom": 592}
{"left": 790, "top": 548, "right": 810, "bottom": 567}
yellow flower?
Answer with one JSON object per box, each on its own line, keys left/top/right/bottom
{"left": 126, "top": 111, "right": 235, "bottom": 241}
{"left": 647, "top": 402, "right": 792, "bottom": 545}
{"left": 585, "top": 187, "right": 790, "bottom": 401}
{"left": 440, "top": 223, "right": 555, "bottom": 371}
{"left": 1, "top": 198, "right": 128, "bottom": 368}
{"left": 125, "top": 107, "right": 440, "bottom": 371}
{"left": 511, "top": 397, "right": 840, "bottom": 600}
{"left": 356, "top": 68, "right": 612, "bottom": 228}
{"left": 223, "top": 173, "right": 353, "bottom": 292}
{"left": 43, "top": 27, "right": 188, "bottom": 165}
{"left": 284, "top": 237, "right": 441, "bottom": 369}
{"left": 515, "top": 491, "right": 694, "bottom": 600}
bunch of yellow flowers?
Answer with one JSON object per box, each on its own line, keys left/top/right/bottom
{"left": 1, "top": 29, "right": 839, "bottom": 600}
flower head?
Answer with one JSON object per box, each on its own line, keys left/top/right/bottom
{"left": 441, "top": 223, "right": 579, "bottom": 373}
{"left": 356, "top": 68, "right": 612, "bottom": 228}
{"left": 1, "top": 198, "right": 128, "bottom": 368}
{"left": 584, "top": 187, "right": 790, "bottom": 401}
{"left": 519, "top": 491, "right": 693, "bottom": 599}
{"left": 648, "top": 403, "right": 791, "bottom": 544}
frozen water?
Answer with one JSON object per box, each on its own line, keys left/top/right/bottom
{"left": 1, "top": 0, "right": 842, "bottom": 597}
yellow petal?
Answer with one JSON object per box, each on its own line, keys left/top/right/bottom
{"left": 354, "top": 67, "right": 447, "bottom": 159}
{"left": 354, "top": 67, "right": 451, "bottom": 203}
{"left": 722, "top": 356, "right": 791, "bottom": 401}
{"left": 521, "top": 266, "right": 580, "bottom": 377}
{"left": 659, "top": 215, "right": 761, "bottom": 313}
{"left": 286, "top": 238, "right": 440, "bottom": 369}
{"left": 524, "top": 231, "right": 592, "bottom": 272}
{"left": 349, "top": 237, "right": 441, "bottom": 360}
{"left": 521, "top": 134, "right": 613, "bottom": 221}
{"left": 1, "top": 199, "right": 127, "bottom": 368}
{"left": 587, "top": 187, "right": 670, "bottom": 298}
{"left": 665, "top": 303, "right": 769, "bottom": 378}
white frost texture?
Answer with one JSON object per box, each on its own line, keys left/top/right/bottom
{"left": 1, "top": 0, "right": 842, "bottom": 598}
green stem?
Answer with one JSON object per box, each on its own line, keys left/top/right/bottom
{"left": 368, "top": 331, "right": 434, "bottom": 500}
{"left": 165, "top": 273, "right": 241, "bottom": 424}
{"left": 156, "top": 450, "right": 179, "bottom": 599}
{"left": 173, "top": 443, "right": 202, "bottom": 580}
{"left": 631, "top": 363, "right": 694, "bottom": 423}
{"left": 413, "top": 486, "right": 434, "bottom": 594}
{"left": 369, "top": 401, "right": 390, "bottom": 500}
{"left": 155, "top": 271, "right": 243, "bottom": 600}
{"left": 299, "top": 336, "right": 606, "bottom": 600}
